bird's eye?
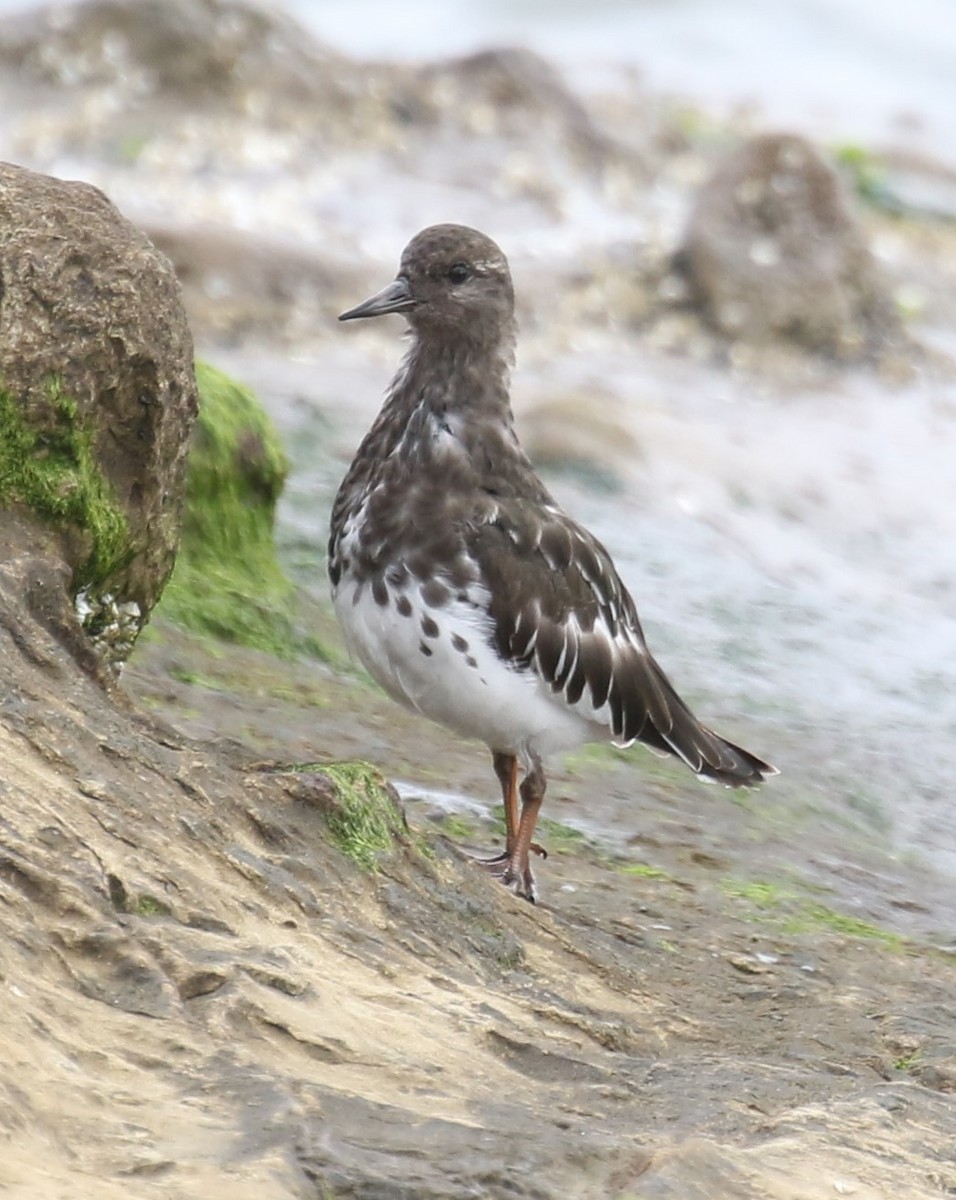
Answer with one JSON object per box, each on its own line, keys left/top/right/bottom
{"left": 447, "top": 262, "right": 471, "bottom": 284}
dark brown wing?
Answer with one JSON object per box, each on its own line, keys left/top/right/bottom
{"left": 470, "top": 502, "right": 775, "bottom": 787}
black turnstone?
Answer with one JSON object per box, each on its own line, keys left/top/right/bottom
{"left": 331, "top": 224, "right": 776, "bottom": 902}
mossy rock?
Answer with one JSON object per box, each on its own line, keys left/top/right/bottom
{"left": 0, "top": 380, "right": 130, "bottom": 591}
{"left": 154, "top": 362, "right": 324, "bottom": 657}
{"left": 280, "top": 760, "right": 409, "bottom": 871}
{"left": 0, "top": 161, "right": 198, "bottom": 670}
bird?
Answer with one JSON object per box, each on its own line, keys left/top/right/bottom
{"left": 330, "top": 223, "right": 776, "bottom": 902}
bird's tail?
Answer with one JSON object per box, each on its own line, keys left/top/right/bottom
{"left": 622, "top": 651, "right": 777, "bottom": 788}
{"left": 693, "top": 730, "right": 777, "bottom": 788}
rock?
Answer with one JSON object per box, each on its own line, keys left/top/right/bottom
{"left": 7, "top": 537, "right": 956, "bottom": 1198}
{"left": 679, "top": 133, "right": 902, "bottom": 358}
{"left": 420, "top": 47, "right": 619, "bottom": 170}
{"left": 282, "top": 762, "right": 408, "bottom": 870}
{"left": 0, "top": 160, "right": 197, "bottom": 669}
{"left": 0, "top": 3, "right": 640, "bottom": 215}
{"left": 145, "top": 224, "right": 365, "bottom": 346}
{"left": 0, "top": 0, "right": 336, "bottom": 102}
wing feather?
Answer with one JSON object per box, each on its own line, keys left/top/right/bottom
{"left": 470, "top": 503, "right": 775, "bottom": 787}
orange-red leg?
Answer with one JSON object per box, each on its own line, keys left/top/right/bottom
{"left": 470, "top": 752, "right": 548, "bottom": 902}
{"left": 492, "top": 751, "right": 519, "bottom": 854}
{"left": 503, "top": 759, "right": 546, "bottom": 903}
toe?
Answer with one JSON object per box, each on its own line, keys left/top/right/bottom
{"left": 502, "top": 864, "right": 537, "bottom": 904}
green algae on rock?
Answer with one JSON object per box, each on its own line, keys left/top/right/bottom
{"left": 155, "top": 361, "right": 322, "bottom": 657}
{"left": 0, "top": 379, "right": 130, "bottom": 590}
{"left": 273, "top": 760, "right": 409, "bottom": 871}
{"left": 0, "top": 378, "right": 144, "bottom": 668}
{"left": 319, "top": 761, "right": 408, "bottom": 871}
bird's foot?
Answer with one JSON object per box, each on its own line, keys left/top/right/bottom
{"left": 506, "top": 864, "right": 538, "bottom": 904}
{"left": 471, "top": 840, "right": 547, "bottom": 865}
{"left": 469, "top": 851, "right": 538, "bottom": 903}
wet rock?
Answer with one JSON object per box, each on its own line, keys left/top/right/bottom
{"left": 679, "top": 132, "right": 902, "bottom": 358}
{"left": 58, "top": 926, "right": 183, "bottom": 1018}
{"left": 0, "top": 0, "right": 336, "bottom": 103}
{"left": 0, "top": 3, "right": 639, "bottom": 221}
{"left": 917, "top": 1056, "right": 956, "bottom": 1092}
{"left": 3, "top": 519, "right": 956, "bottom": 1197}
{"left": 420, "top": 47, "right": 621, "bottom": 171}
{"left": 0, "top": 161, "right": 197, "bottom": 669}
{"left": 146, "top": 224, "right": 365, "bottom": 345}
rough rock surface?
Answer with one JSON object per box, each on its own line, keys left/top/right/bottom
{"left": 0, "top": 161, "right": 197, "bottom": 662}
{"left": 679, "top": 132, "right": 902, "bottom": 357}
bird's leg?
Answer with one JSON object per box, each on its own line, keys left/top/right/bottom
{"left": 503, "top": 758, "right": 547, "bottom": 903}
{"left": 472, "top": 752, "right": 548, "bottom": 878}
{"left": 493, "top": 750, "right": 547, "bottom": 860}
{"left": 494, "top": 750, "right": 519, "bottom": 856}
{"left": 471, "top": 752, "right": 520, "bottom": 870}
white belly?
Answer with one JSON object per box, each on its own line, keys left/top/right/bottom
{"left": 333, "top": 576, "right": 592, "bottom": 763}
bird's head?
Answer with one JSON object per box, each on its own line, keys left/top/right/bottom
{"left": 339, "top": 224, "right": 515, "bottom": 350}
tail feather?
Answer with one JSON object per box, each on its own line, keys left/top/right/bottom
{"left": 692, "top": 730, "right": 777, "bottom": 787}
{"left": 633, "top": 654, "right": 777, "bottom": 788}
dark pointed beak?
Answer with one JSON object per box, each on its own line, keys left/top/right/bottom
{"left": 339, "top": 276, "right": 415, "bottom": 321}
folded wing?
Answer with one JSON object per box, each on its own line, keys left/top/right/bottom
{"left": 471, "top": 503, "right": 775, "bottom": 787}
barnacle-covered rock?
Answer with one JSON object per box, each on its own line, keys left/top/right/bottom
{"left": 0, "top": 160, "right": 197, "bottom": 670}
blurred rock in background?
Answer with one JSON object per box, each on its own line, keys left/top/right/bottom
{"left": 679, "top": 132, "right": 903, "bottom": 359}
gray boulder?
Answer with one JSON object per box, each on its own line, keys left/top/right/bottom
{"left": 0, "top": 160, "right": 197, "bottom": 670}
{"left": 679, "top": 132, "right": 901, "bottom": 357}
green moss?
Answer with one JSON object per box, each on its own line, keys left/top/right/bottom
{"left": 0, "top": 379, "right": 129, "bottom": 589}
{"left": 537, "top": 818, "right": 590, "bottom": 855}
{"left": 833, "top": 144, "right": 903, "bottom": 216}
{"left": 319, "top": 762, "right": 406, "bottom": 871}
{"left": 784, "top": 903, "right": 903, "bottom": 947}
{"left": 617, "top": 862, "right": 670, "bottom": 880}
{"left": 155, "top": 362, "right": 325, "bottom": 658}
{"left": 562, "top": 741, "right": 631, "bottom": 774}
{"left": 721, "top": 876, "right": 904, "bottom": 948}
{"left": 105, "top": 876, "right": 171, "bottom": 917}
{"left": 132, "top": 893, "right": 171, "bottom": 918}
{"left": 168, "top": 664, "right": 220, "bottom": 688}
{"left": 437, "top": 813, "right": 478, "bottom": 840}
{"left": 721, "top": 878, "right": 792, "bottom": 908}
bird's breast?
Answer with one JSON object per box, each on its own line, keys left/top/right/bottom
{"left": 332, "top": 568, "right": 591, "bottom": 758}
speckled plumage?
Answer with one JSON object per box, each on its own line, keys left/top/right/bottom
{"left": 331, "top": 224, "right": 776, "bottom": 901}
